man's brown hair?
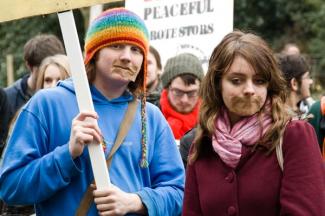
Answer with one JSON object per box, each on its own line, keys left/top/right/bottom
{"left": 23, "top": 34, "right": 65, "bottom": 68}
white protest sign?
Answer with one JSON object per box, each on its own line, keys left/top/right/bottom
{"left": 125, "top": 0, "right": 234, "bottom": 72}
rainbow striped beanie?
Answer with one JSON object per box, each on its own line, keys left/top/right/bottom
{"left": 84, "top": 8, "right": 149, "bottom": 168}
{"left": 84, "top": 8, "right": 149, "bottom": 79}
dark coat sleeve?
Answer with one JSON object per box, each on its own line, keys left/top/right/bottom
{"left": 0, "top": 88, "right": 12, "bottom": 155}
{"left": 179, "top": 128, "right": 196, "bottom": 168}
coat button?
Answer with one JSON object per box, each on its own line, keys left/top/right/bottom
{"left": 225, "top": 172, "right": 234, "bottom": 183}
{"left": 227, "top": 206, "right": 237, "bottom": 216}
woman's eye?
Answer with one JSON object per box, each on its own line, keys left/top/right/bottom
{"left": 255, "top": 79, "right": 267, "bottom": 85}
{"left": 44, "top": 78, "right": 52, "bottom": 83}
{"left": 231, "top": 78, "right": 241, "bottom": 85}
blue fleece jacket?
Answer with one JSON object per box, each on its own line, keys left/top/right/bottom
{"left": 0, "top": 79, "right": 184, "bottom": 216}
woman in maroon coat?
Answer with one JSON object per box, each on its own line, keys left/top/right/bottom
{"left": 182, "top": 31, "right": 325, "bottom": 216}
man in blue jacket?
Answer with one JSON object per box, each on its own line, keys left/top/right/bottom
{"left": 0, "top": 8, "right": 184, "bottom": 216}
{"left": 5, "top": 34, "right": 65, "bottom": 114}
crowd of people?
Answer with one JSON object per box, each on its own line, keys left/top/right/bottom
{"left": 0, "top": 7, "right": 324, "bottom": 216}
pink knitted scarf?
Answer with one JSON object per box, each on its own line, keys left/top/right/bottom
{"left": 212, "top": 105, "right": 273, "bottom": 168}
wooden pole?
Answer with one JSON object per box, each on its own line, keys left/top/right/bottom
{"left": 6, "top": 54, "right": 14, "bottom": 86}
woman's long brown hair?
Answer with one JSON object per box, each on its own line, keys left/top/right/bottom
{"left": 189, "top": 30, "right": 290, "bottom": 164}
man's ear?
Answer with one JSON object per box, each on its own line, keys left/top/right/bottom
{"left": 25, "top": 61, "right": 32, "bottom": 72}
{"left": 290, "top": 78, "right": 299, "bottom": 91}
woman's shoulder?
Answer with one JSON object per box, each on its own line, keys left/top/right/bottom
{"left": 286, "top": 119, "right": 313, "bottom": 131}
{"left": 284, "top": 119, "right": 318, "bottom": 151}
{"left": 285, "top": 119, "right": 315, "bottom": 138}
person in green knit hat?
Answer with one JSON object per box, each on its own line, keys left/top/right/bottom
{"left": 160, "top": 53, "right": 204, "bottom": 141}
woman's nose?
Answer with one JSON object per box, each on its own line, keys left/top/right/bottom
{"left": 243, "top": 81, "right": 255, "bottom": 95}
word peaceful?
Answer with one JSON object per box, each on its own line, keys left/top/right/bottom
{"left": 144, "top": 0, "right": 214, "bottom": 20}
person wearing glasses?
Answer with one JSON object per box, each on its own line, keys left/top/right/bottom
{"left": 160, "top": 53, "right": 204, "bottom": 142}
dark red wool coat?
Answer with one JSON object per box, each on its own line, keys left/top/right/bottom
{"left": 183, "top": 120, "right": 325, "bottom": 216}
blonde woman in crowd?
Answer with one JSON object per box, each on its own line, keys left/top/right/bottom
{"left": 35, "top": 54, "right": 71, "bottom": 91}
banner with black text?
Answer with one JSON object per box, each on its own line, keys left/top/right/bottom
{"left": 126, "top": 0, "right": 233, "bottom": 72}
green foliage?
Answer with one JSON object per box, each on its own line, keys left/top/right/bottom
{"left": 0, "top": 1, "right": 128, "bottom": 88}
{"left": 1, "top": 0, "right": 324, "bottom": 93}
{"left": 234, "top": 0, "right": 325, "bottom": 94}
{"left": 0, "top": 10, "right": 84, "bottom": 87}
